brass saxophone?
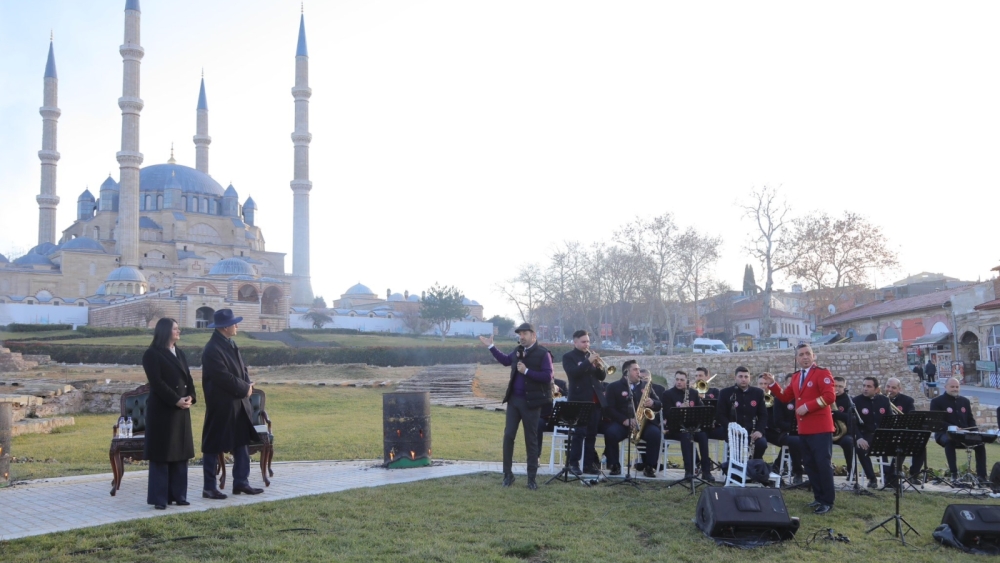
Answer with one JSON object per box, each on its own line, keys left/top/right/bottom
{"left": 631, "top": 381, "right": 656, "bottom": 444}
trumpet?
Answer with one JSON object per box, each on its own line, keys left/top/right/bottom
{"left": 764, "top": 389, "right": 775, "bottom": 409}
{"left": 587, "top": 351, "right": 616, "bottom": 375}
{"left": 888, "top": 398, "right": 903, "bottom": 416}
{"left": 694, "top": 374, "right": 717, "bottom": 395}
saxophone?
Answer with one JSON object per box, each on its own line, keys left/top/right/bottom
{"left": 631, "top": 381, "right": 656, "bottom": 444}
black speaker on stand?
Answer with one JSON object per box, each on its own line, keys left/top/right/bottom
{"left": 696, "top": 487, "right": 799, "bottom": 541}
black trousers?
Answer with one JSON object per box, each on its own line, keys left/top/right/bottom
{"left": 604, "top": 422, "right": 661, "bottom": 470}
{"left": 800, "top": 432, "right": 835, "bottom": 506}
{"left": 568, "top": 408, "right": 601, "bottom": 471}
{"left": 856, "top": 432, "right": 878, "bottom": 481}
{"left": 936, "top": 432, "right": 988, "bottom": 478}
{"left": 503, "top": 395, "right": 540, "bottom": 475}
{"left": 707, "top": 425, "right": 767, "bottom": 459}
{"left": 836, "top": 435, "right": 855, "bottom": 477}
{"left": 770, "top": 431, "right": 803, "bottom": 476}
{"left": 665, "top": 429, "right": 711, "bottom": 475}
{"left": 148, "top": 460, "right": 189, "bottom": 506}
{"left": 203, "top": 445, "right": 250, "bottom": 491}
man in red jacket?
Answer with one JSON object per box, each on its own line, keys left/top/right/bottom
{"left": 762, "top": 343, "right": 836, "bottom": 515}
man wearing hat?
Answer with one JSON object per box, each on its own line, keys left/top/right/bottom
{"left": 479, "top": 322, "right": 553, "bottom": 490}
{"left": 201, "top": 309, "right": 263, "bottom": 499}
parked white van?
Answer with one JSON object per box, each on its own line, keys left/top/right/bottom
{"left": 692, "top": 338, "right": 731, "bottom": 354}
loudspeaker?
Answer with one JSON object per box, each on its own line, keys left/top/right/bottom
{"left": 696, "top": 487, "right": 799, "bottom": 540}
{"left": 942, "top": 504, "right": 1000, "bottom": 545}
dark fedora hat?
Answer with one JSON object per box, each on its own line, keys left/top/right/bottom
{"left": 514, "top": 322, "right": 535, "bottom": 333}
{"left": 208, "top": 308, "right": 243, "bottom": 329}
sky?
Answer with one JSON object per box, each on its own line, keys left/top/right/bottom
{"left": 2, "top": 1, "right": 999, "bottom": 322}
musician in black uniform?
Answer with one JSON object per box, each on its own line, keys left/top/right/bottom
{"left": 535, "top": 377, "right": 569, "bottom": 450}
{"left": 884, "top": 377, "right": 925, "bottom": 485}
{"left": 716, "top": 366, "right": 769, "bottom": 459}
{"left": 694, "top": 367, "right": 720, "bottom": 400}
{"left": 831, "top": 377, "right": 856, "bottom": 479}
{"left": 662, "top": 371, "right": 714, "bottom": 481}
{"left": 758, "top": 374, "right": 803, "bottom": 484}
{"left": 930, "top": 377, "right": 988, "bottom": 481}
{"left": 853, "top": 376, "right": 892, "bottom": 488}
{"left": 561, "top": 330, "right": 608, "bottom": 475}
{"left": 603, "top": 360, "right": 662, "bottom": 477}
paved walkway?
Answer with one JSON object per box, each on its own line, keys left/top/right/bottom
{"left": 0, "top": 458, "right": 991, "bottom": 541}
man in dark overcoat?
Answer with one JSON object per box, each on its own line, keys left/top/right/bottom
{"left": 201, "top": 309, "right": 262, "bottom": 498}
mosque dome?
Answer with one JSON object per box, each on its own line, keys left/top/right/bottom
{"left": 345, "top": 282, "right": 375, "bottom": 296}
{"left": 95, "top": 283, "right": 107, "bottom": 296}
{"left": 78, "top": 189, "right": 95, "bottom": 202}
{"left": 61, "top": 236, "right": 105, "bottom": 253}
{"left": 105, "top": 266, "right": 146, "bottom": 282}
{"left": 13, "top": 253, "right": 54, "bottom": 267}
{"left": 388, "top": 292, "right": 405, "bottom": 302}
{"left": 407, "top": 295, "right": 420, "bottom": 302}
{"left": 224, "top": 184, "right": 238, "bottom": 198}
{"left": 26, "top": 242, "right": 60, "bottom": 256}
{"left": 244, "top": 196, "right": 257, "bottom": 209}
{"left": 100, "top": 176, "right": 119, "bottom": 191}
{"left": 208, "top": 258, "right": 256, "bottom": 277}
{"left": 139, "top": 163, "right": 225, "bottom": 196}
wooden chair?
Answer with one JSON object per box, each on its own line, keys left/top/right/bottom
{"left": 215, "top": 388, "right": 274, "bottom": 489}
{"left": 108, "top": 384, "right": 150, "bottom": 496}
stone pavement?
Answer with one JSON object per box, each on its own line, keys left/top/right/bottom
{"left": 0, "top": 458, "right": 990, "bottom": 542}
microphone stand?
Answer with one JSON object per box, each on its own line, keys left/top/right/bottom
{"left": 840, "top": 394, "right": 874, "bottom": 496}
{"left": 610, "top": 378, "right": 643, "bottom": 489}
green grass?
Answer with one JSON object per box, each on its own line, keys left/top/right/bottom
{"left": 1, "top": 473, "right": 996, "bottom": 562}
{"left": 298, "top": 333, "right": 487, "bottom": 348}
{"left": 9, "top": 386, "right": 504, "bottom": 480}
{"left": 0, "top": 330, "right": 78, "bottom": 342}
{"left": 33, "top": 333, "right": 283, "bottom": 348}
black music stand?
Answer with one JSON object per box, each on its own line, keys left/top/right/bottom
{"left": 865, "top": 428, "right": 931, "bottom": 546}
{"left": 664, "top": 406, "right": 716, "bottom": 494}
{"left": 947, "top": 430, "right": 996, "bottom": 494}
{"left": 699, "top": 399, "right": 725, "bottom": 471}
{"left": 880, "top": 411, "right": 947, "bottom": 493}
{"left": 545, "top": 401, "right": 594, "bottom": 486}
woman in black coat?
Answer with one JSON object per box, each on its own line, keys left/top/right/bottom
{"left": 142, "top": 317, "right": 196, "bottom": 509}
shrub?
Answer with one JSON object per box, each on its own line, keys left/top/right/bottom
{"left": 5, "top": 323, "right": 73, "bottom": 332}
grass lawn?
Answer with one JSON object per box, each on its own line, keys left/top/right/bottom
{"left": 1, "top": 473, "right": 998, "bottom": 562}
{"left": 33, "top": 333, "right": 284, "bottom": 348}
{"left": 298, "top": 333, "right": 492, "bottom": 348}
{"left": 0, "top": 330, "right": 78, "bottom": 342}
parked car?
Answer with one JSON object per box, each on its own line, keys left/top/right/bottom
{"left": 625, "top": 345, "right": 645, "bottom": 355}
{"left": 692, "top": 338, "right": 731, "bottom": 354}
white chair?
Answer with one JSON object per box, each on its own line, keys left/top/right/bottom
{"left": 724, "top": 423, "right": 780, "bottom": 488}
{"left": 874, "top": 455, "right": 893, "bottom": 488}
{"left": 546, "top": 425, "right": 572, "bottom": 472}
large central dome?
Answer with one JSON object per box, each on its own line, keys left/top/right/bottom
{"left": 140, "top": 163, "right": 225, "bottom": 196}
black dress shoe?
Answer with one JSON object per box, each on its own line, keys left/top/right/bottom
{"left": 202, "top": 489, "right": 228, "bottom": 500}
{"left": 568, "top": 466, "right": 583, "bottom": 477}
{"left": 609, "top": 466, "right": 621, "bottom": 476}
{"left": 814, "top": 504, "right": 832, "bottom": 515}
{"left": 154, "top": 504, "right": 166, "bottom": 510}
{"left": 232, "top": 484, "right": 264, "bottom": 495}
{"left": 643, "top": 467, "right": 657, "bottom": 478}
{"left": 174, "top": 500, "right": 190, "bottom": 506}
{"left": 527, "top": 481, "right": 538, "bottom": 491}
{"left": 682, "top": 473, "right": 694, "bottom": 481}
{"left": 583, "top": 464, "right": 601, "bottom": 475}
{"left": 806, "top": 500, "right": 821, "bottom": 508}
{"left": 502, "top": 474, "right": 515, "bottom": 487}
{"left": 702, "top": 473, "right": 717, "bottom": 483}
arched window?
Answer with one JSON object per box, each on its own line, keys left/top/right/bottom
{"left": 182, "top": 196, "right": 187, "bottom": 211}
{"left": 209, "top": 199, "right": 217, "bottom": 215}
{"left": 200, "top": 198, "right": 208, "bottom": 214}
{"left": 196, "top": 306, "right": 215, "bottom": 328}
{"left": 883, "top": 326, "right": 900, "bottom": 341}
{"left": 156, "top": 195, "right": 163, "bottom": 210}
{"left": 93, "top": 226, "right": 100, "bottom": 240}
{"left": 145, "top": 195, "right": 152, "bottom": 210}
{"left": 238, "top": 284, "right": 259, "bottom": 303}
{"left": 262, "top": 286, "right": 282, "bottom": 315}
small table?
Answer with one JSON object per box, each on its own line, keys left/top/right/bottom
{"left": 109, "top": 435, "right": 145, "bottom": 496}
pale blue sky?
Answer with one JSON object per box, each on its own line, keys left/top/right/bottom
{"left": 2, "top": 1, "right": 999, "bottom": 321}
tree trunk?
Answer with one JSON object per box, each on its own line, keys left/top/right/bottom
{"left": 0, "top": 403, "right": 11, "bottom": 486}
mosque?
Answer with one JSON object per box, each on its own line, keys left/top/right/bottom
{"left": 0, "top": 1, "right": 316, "bottom": 330}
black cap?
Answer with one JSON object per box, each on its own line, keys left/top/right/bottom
{"left": 514, "top": 322, "right": 535, "bottom": 333}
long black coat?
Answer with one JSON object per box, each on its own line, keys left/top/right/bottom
{"left": 201, "top": 331, "right": 260, "bottom": 454}
{"left": 142, "top": 346, "right": 196, "bottom": 462}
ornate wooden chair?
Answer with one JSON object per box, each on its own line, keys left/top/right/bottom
{"left": 108, "top": 384, "right": 150, "bottom": 496}
{"left": 215, "top": 388, "right": 274, "bottom": 489}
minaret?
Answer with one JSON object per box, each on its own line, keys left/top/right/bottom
{"left": 115, "top": 0, "right": 143, "bottom": 268}
{"left": 36, "top": 36, "right": 61, "bottom": 246}
{"left": 290, "top": 10, "right": 314, "bottom": 305}
{"left": 193, "top": 72, "right": 210, "bottom": 174}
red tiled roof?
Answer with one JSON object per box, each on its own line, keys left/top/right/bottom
{"left": 819, "top": 291, "right": 954, "bottom": 326}
{"left": 974, "top": 297, "right": 1000, "bottom": 311}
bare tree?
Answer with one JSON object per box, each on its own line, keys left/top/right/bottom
{"left": 495, "top": 264, "right": 544, "bottom": 324}
{"left": 617, "top": 213, "right": 683, "bottom": 352}
{"left": 676, "top": 228, "right": 722, "bottom": 337}
{"left": 741, "top": 186, "right": 811, "bottom": 339}
{"left": 135, "top": 299, "right": 165, "bottom": 328}
{"left": 543, "top": 242, "right": 581, "bottom": 342}
{"left": 400, "top": 309, "right": 429, "bottom": 335}
{"left": 787, "top": 211, "right": 899, "bottom": 289}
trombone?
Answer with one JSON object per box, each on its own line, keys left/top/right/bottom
{"left": 587, "top": 351, "right": 616, "bottom": 375}
{"left": 694, "top": 374, "right": 717, "bottom": 396}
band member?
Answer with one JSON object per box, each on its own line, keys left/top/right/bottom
{"left": 480, "top": 323, "right": 553, "bottom": 490}
{"left": 694, "top": 367, "right": 720, "bottom": 400}
{"left": 763, "top": 343, "right": 836, "bottom": 515}
{"left": 852, "top": 377, "right": 891, "bottom": 489}
{"left": 831, "top": 377, "right": 856, "bottom": 479}
{"left": 536, "top": 376, "right": 569, "bottom": 451}
{"left": 561, "top": 330, "right": 608, "bottom": 475}
{"left": 758, "top": 374, "right": 803, "bottom": 485}
{"left": 716, "top": 366, "right": 768, "bottom": 459}
{"left": 604, "top": 360, "right": 662, "bottom": 477}
{"left": 662, "top": 371, "right": 714, "bottom": 481}
{"left": 884, "top": 377, "right": 924, "bottom": 484}
{"left": 930, "top": 377, "right": 988, "bottom": 481}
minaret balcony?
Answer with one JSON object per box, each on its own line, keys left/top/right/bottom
{"left": 118, "top": 45, "right": 145, "bottom": 60}
{"left": 39, "top": 106, "right": 61, "bottom": 119}
{"left": 291, "top": 86, "right": 312, "bottom": 98}
{"left": 37, "top": 149, "right": 60, "bottom": 163}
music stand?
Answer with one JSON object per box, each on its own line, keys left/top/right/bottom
{"left": 664, "top": 406, "right": 716, "bottom": 494}
{"left": 699, "top": 399, "right": 725, "bottom": 471}
{"left": 865, "top": 428, "right": 931, "bottom": 546}
{"left": 545, "top": 401, "right": 594, "bottom": 486}
{"left": 947, "top": 431, "right": 995, "bottom": 494}
{"left": 880, "top": 411, "right": 947, "bottom": 493}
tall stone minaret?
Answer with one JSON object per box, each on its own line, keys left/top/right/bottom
{"left": 115, "top": 0, "right": 143, "bottom": 267}
{"left": 290, "top": 11, "right": 314, "bottom": 305}
{"left": 193, "top": 73, "right": 210, "bottom": 174}
{"left": 36, "top": 37, "right": 61, "bottom": 246}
